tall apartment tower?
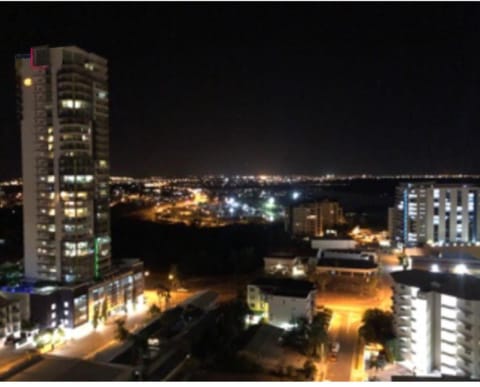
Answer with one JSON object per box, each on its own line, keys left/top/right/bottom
{"left": 16, "top": 46, "right": 111, "bottom": 284}
{"left": 393, "top": 182, "right": 480, "bottom": 247}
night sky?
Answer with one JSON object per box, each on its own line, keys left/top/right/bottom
{"left": 1, "top": 3, "right": 480, "bottom": 179}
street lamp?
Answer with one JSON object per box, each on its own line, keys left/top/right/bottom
{"left": 144, "top": 271, "right": 150, "bottom": 277}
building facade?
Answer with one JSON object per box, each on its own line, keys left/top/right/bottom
{"left": 1, "top": 259, "right": 144, "bottom": 333}
{"left": 16, "top": 45, "right": 111, "bottom": 283}
{"left": 10, "top": 45, "right": 145, "bottom": 334}
{"left": 393, "top": 183, "right": 480, "bottom": 247}
{"left": 0, "top": 296, "right": 21, "bottom": 340}
{"left": 247, "top": 277, "right": 316, "bottom": 329}
{"left": 286, "top": 199, "right": 346, "bottom": 238}
{"left": 391, "top": 270, "right": 480, "bottom": 379}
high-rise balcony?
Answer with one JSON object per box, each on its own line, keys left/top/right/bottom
{"left": 457, "top": 309, "right": 473, "bottom": 323}
{"left": 457, "top": 333, "right": 473, "bottom": 349}
{"left": 457, "top": 320, "right": 473, "bottom": 334}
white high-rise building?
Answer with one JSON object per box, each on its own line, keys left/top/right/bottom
{"left": 391, "top": 269, "right": 480, "bottom": 378}
{"left": 16, "top": 46, "right": 111, "bottom": 283}
{"left": 393, "top": 183, "right": 480, "bottom": 247}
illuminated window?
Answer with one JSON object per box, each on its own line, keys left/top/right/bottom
{"left": 60, "top": 99, "right": 88, "bottom": 109}
{"left": 97, "top": 90, "right": 107, "bottom": 99}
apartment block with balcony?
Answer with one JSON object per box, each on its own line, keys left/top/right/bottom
{"left": 10, "top": 45, "right": 144, "bottom": 334}
{"left": 16, "top": 45, "right": 111, "bottom": 284}
{"left": 285, "top": 199, "right": 346, "bottom": 238}
{"left": 391, "top": 269, "right": 480, "bottom": 379}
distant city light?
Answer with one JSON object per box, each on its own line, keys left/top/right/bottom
{"left": 430, "top": 264, "right": 440, "bottom": 273}
{"left": 292, "top": 191, "right": 300, "bottom": 200}
{"left": 265, "top": 197, "right": 275, "bottom": 209}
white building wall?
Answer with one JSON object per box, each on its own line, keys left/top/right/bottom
{"left": 392, "top": 283, "right": 480, "bottom": 379}
{"left": 311, "top": 239, "right": 357, "bottom": 257}
{"left": 440, "top": 294, "right": 459, "bottom": 375}
{"left": 267, "top": 292, "right": 315, "bottom": 328}
{"left": 18, "top": 59, "right": 40, "bottom": 280}
{"left": 410, "top": 288, "right": 433, "bottom": 374}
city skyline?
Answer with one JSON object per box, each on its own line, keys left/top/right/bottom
{"left": 2, "top": 4, "right": 480, "bottom": 179}
{"left": 3, "top": 3, "right": 480, "bottom": 381}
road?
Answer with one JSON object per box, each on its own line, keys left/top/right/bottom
{"left": 317, "top": 252, "right": 396, "bottom": 381}
{"left": 326, "top": 310, "right": 361, "bottom": 381}
{"left": 51, "top": 289, "right": 193, "bottom": 360}
{"left": 1, "top": 252, "right": 397, "bottom": 380}
{"left": 0, "top": 276, "right": 246, "bottom": 379}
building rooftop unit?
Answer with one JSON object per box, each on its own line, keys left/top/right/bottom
{"left": 250, "top": 277, "right": 316, "bottom": 298}
{"left": 391, "top": 269, "right": 480, "bottom": 300}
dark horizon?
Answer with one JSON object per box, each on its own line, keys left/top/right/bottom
{"left": 2, "top": 3, "right": 480, "bottom": 179}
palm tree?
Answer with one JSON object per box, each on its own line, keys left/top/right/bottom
{"left": 303, "top": 359, "right": 317, "bottom": 380}
{"left": 307, "top": 314, "right": 329, "bottom": 358}
{"left": 148, "top": 304, "right": 161, "bottom": 319}
{"left": 101, "top": 300, "right": 108, "bottom": 321}
{"left": 359, "top": 308, "right": 394, "bottom": 345}
{"left": 92, "top": 306, "right": 100, "bottom": 330}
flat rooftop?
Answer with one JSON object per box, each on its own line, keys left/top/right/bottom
{"left": 250, "top": 277, "right": 316, "bottom": 298}
{"left": 391, "top": 269, "right": 480, "bottom": 300}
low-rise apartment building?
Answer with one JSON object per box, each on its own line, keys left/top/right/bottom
{"left": 247, "top": 277, "right": 316, "bottom": 329}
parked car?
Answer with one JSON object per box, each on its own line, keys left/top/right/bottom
{"left": 330, "top": 341, "right": 340, "bottom": 353}
{"left": 4, "top": 335, "right": 15, "bottom": 346}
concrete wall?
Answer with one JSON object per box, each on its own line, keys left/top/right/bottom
{"left": 267, "top": 291, "right": 315, "bottom": 328}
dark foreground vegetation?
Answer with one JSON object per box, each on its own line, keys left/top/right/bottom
{"left": 111, "top": 204, "right": 294, "bottom": 276}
